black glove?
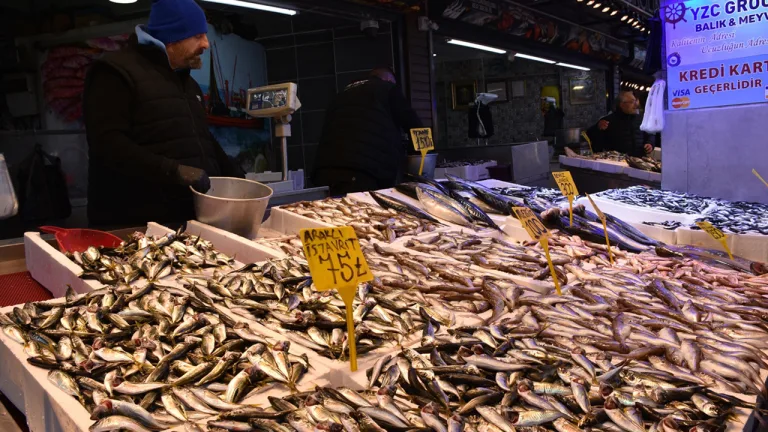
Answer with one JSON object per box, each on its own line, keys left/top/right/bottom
{"left": 176, "top": 165, "right": 211, "bottom": 193}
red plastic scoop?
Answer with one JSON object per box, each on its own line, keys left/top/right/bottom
{"left": 39, "top": 226, "right": 123, "bottom": 253}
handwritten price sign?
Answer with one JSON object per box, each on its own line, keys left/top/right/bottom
{"left": 410, "top": 128, "right": 434, "bottom": 152}
{"left": 696, "top": 221, "right": 733, "bottom": 260}
{"left": 410, "top": 128, "right": 434, "bottom": 175}
{"left": 552, "top": 171, "right": 579, "bottom": 227}
{"left": 512, "top": 207, "right": 561, "bottom": 295}
{"left": 300, "top": 227, "right": 372, "bottom": 371}
{"left": 512, "top": 206, "right": 548, "bottom": 241}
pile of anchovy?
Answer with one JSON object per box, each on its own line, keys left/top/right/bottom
{"left": 68, "top": 230, "right": 235, "bottom": 285}
{"left": 626, "top": 156, "right": 662, "bottom": 173}
{"left": 696, "top": 200, "right": 768, "bottom": 235}
{"left": 596, "top": 187, "right": 713, "bottom": 215}
{"left": 2, "top": 283, "right": 309, "bottom": 432}
{"left": 279, "top": 198, "right": 440, "bottom": 242}
{"left": 437, "top": 159, "right": 494, "bottom": 168}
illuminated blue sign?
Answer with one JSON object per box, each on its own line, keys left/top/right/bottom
{"left": 663, "top": 0, "right": 768, "bottom": 110}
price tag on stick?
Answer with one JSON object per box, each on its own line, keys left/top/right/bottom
{"left": 581, "top": 131, "right": 594, "bottom": 155}
{"left": 512, "top": 207, "right": 561, "bottom": 295}
{"left": 410, "top": 128, "right": 435, "bottom": 176}
{"left": 753, "top": 169, "right": 768, "bottom": 189}
{"left": 696, "top": 221, "right": 734, "bottom": 260}
{"left": 552, "top": 171, "right": 579, "bottom": 227}
{"left": 585, "top": 193, "right": 614, "bottom": 265}
{"left": 300, "top": 227, "right": 373, "bottom": 371}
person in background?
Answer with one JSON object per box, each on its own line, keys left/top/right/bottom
{"left": 84, "top": 0, "right": 243, "bottom": 227}
{"left": 586, "top": 90, "right": 654, "bottom": 157}
{"left": 313, "top": 67, "right": 423, "bottom": 195}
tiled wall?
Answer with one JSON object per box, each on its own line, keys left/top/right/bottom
{"left": 262, "top": 18, "right": 394, "bottom": 182}
{"left": 436, "top": 57, "right": 609, "bottom": 148}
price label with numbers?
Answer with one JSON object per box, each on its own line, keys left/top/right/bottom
{"left": 300, "top": 226, "right": 372, "bottom": 371}
{"left": 552, "top": 171, "right": 578, "bottom": 197}
{"left": 696, "top": 221, "right": 733, "bottom": 260}
{"left": 410, "top": 128, "right": 434, "bottom": 152}
{"left": 512, "top": 207, "right": 548, "bottom": 241}
{"left": 301, "top": 227, "right": 372, "bottom": 290}
{"left": 410, "top": 128, "right": 434, "bottom": 175}
{"left": 585, "top": 193, "right": 614, "bottom": 265}
{"left": 552, "top": 171, "right": 579, "bottom": 227}
{"left": 512, "top": 207, "right": 561, "bottom": 295}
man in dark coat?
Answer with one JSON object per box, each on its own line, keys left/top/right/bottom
{"left": 313, "top": 68, "right": 423, "bottom": 195}
{"left": 586, "top": 91, "right": 654, "bottom": 157}
{"left": 83, "top": 0, "right": 243, "bottom": 227}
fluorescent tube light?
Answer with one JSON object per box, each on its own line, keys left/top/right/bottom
{"left": 110, "top": 0, "right": 137, "bottom": 3}
{"left": 447, "top": 39, "right": 506, "bottom": 54}
{"left": 202, "top": 0, "right": 297, "bottom": 15}
{"left": 515, "top": 53, "right": 556, "bottom": 64}
{"left": 573, "top": 86, "right": 585, "bottom": 90}
{"left": 557, "top": 62, "right": 590, "bottom": 71}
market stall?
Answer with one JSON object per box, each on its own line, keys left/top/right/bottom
{"left": 559, "top": 149, "right": 662, "bottom": 194}
{"left": 2, "top": 172, "right": 767, "bottom": 432}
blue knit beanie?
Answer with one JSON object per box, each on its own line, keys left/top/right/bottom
{"left": 147, "top": 0, "right": 208, "bottom": 45}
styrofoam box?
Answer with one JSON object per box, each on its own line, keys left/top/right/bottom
{"left": 475, "top": 161, "right": 497, "bottom": 180}
{"left": 625, "top": 167, "right": 658, "bottom": 181}
{"left": 676, "top": 227, "right": 768, "bottom": 263}
{"left": 589, "top": 159, "right": 628, "bottom": 174}
{"left": 576, "top": 195, "right": 701, "bottom": 225}
{"left": 647, "top": 171, "right": 662, "bottom": 183}
{"left": 477, "top": 179, "right": 531, "bottom": 189}
{"left": 26, "top": 221, "right": 285, "bottom": 296}
{"left": 558, "top": 155, "right": 584, "bottom": 168}
{"left": 261, "top": 207, "right": 334, "bottom": 235}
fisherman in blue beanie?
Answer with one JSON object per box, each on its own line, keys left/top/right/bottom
{"left": 82, "top": 0, "right": 244, "bottom": 227}
{"left": 145, "top": 0, "right": 210, "bottom": 69}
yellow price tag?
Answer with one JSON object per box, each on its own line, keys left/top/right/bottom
{"left": 581, "top": 131, "right": 594, "bottom": 154}
{"left": 696, "top": 221, "right": 733, "bottom": 260}
{"left": 512, "top": 207, "right": 561, "bottom": 295}
{"left": 410, "top": 128, "right": 434, "bottom": 175}
{"left": 585, "top": 193, "right": 614, "bottom": 265}
{"left": 753, "top": 169, "right": 768, "bottom": 189}
{"left": 552, "top": 171, "right": 579, "bottom": 227}
{"left": 300, "top": 227, "right": 373, "bottom": 371}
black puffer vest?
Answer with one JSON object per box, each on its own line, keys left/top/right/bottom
{"left": 314, "top": 79, "right": 405, "bottom": 183}
{"left": 85, "top": 36, "right": 223, "bottom": 226}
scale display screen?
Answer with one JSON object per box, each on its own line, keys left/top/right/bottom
{"left": 249, "top": 89, "right": 288, "bottom": 111}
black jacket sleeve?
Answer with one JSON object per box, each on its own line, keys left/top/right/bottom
{"left": 586, "top": 113, "right": 611, "bottom": 153}
{"left": 389, "top": 87, "right": 423, "bottom": 131}
{"left": 84, "top": 64, "right": 179, "bottom": 183}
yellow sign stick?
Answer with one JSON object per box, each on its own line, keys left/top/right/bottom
{"left": 753, "top": 169, "right": 768, "bottom": 189}
{"left": 696, "top": 221, "right": 734, "bottom": 260}
{"left": 410, "top": 128, "right": 435, "bottom": 176}
{"left": 512, "top": 207, "right": 561, "bottom": 295}
{"left": 581, "top": 131, "right": 594, "bottom": 154}
{"left": 552, "top": 171, "right": 579, "bottom": 227}
{"left": 300, "top": 227, "right": 373, "bottom": 371}
{"left": 585, "top": 193, "right": 614, "bottom": 265}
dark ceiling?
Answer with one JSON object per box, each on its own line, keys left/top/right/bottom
{"left": 512, "top": 0, "right": 653, "bottom": 43}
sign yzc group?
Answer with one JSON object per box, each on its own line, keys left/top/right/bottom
{"left": 664, "top": 0, "right": 768, "bottom": 110}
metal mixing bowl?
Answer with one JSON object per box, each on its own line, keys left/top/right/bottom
{"left": 190, "top": 177, "right": 273, "bottom": 239}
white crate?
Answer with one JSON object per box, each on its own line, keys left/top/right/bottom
{"left": 676, "top": 227, "right": 768, "bottom": 263}
{"left": 575, "top": 195, "right": 701, "bottom": 225}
